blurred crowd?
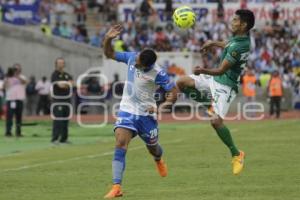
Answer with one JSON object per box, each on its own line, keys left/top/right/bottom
{"left": 1, "top": 0, "right": 300, "bottom": 118}
{"left": 2, "top": 0, "right": 297, "bottom": 47}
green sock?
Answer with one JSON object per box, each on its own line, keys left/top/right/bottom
{"left": 215, "top": 126, "right": 240, "bottom": 157}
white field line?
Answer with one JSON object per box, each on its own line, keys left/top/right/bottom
{"left": 0, "top": 139, "right": 182, "bottom": 173}
{"left": 0, "top": 153, "right": 24, "bottom": 158}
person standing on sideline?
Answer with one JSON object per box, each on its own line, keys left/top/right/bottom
{"left": 242, "top": 68, "right": 260, "bottom": 117}
{"left": 268, "top": 70, "right": 283, "bottom": 119}
{"left": 51, "top": 58, "right": 73, "bottom": 144}
{"left": 242, "top": 68, "right": 257, "bottom": 102}
{"left": 36, "top": 76, "right": 51, "bottom": 115}
{"left": 3, "top": 64, "right": 27, "bottom": 137}
{"left": 0, "top": 73, "right": 4, "bottom": 120}
{"left": 25, "top": 76, "right": 37, "bottom": 116}
{"left": 0, "top": 66, "right": 4, "bottom": 120}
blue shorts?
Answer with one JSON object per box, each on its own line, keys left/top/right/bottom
{"left": 114, "top": 111, "right": 159, "bottom": 146}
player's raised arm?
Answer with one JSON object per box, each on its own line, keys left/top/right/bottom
{"left": 196, "top": 42, "right": 243, "bottom": 76}
{"left": 103, "top": 24, "right": 136, "bottom": 64}
{"left": 193, "top": 59, "right": 232, "bottom": 76}
{"left": 200, "top": 40, "right": 227, "bottom": 53}
{"left": 103, "top": 24, "right": 123, "bottom": 60}
{"left": 158, "top": 87, "right": 179, "bottom": 113}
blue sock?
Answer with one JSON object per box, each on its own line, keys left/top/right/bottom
{"left": 154, "top": 144, "right": 163, "bottom": 161}
{"left": 112, "top": 148, "right": 126, "bottom": 184}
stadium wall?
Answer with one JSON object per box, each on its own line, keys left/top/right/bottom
{"left": 0, "top": 23, "right": 102, "bottom": 79}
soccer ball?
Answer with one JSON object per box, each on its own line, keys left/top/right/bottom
{"left": 172, "top": 6, "right": 196, "bottom": 29}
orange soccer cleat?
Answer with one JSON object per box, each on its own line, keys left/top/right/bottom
{"left": 155, "top": 159, "right": 168, "bottom": 177}
{"left": 104, "top": 184, "right": 123, "bottom": 199}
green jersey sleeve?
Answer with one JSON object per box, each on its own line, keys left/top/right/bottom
{"left": 224, "top": 45, "right": 241, "bottom": 65}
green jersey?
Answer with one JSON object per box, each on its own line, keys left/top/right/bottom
{"left": 214, "top": 35, "right": 251, "bottom": 92}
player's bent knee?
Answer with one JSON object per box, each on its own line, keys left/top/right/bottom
{"left": 210, "top": 117, "right": 223, "bottom": 129}
{"left": 176, "top": 76, "right": 195, "bottom": 90}
{"left": 176, "top": 78, "right": 184, "bottom": 90}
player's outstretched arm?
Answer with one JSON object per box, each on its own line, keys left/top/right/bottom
{"left": 200, "top": 40, "right": 227, "bottom": 53}
{"left": 158, "top": 87, "right": 179, "bottom": 113}
{"left": 194, "top": 60, "right": 232, "bottom": 76}
{"left": 146, "top": 87, "right": 179, "bottom": 114}
{"left": 103, "top": 24, "right": 123, "bottom": 60}
{"left": 212, "top": 41, "right": 227, "bottom": 48}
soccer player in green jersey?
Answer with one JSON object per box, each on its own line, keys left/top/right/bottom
{"left": 177, "top": 9, "right": 255, "bottom": 175}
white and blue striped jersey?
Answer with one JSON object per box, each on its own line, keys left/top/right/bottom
{"left": 115, "top": 51, "right": 175, "bottom": 116}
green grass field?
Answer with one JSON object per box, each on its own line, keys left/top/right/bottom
{"left": 1, "top": 119, "right": 300, "bottom": 200}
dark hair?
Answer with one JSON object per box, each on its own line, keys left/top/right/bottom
{"left": 139, "top": 49, "right": 157, "bottom": 68}
{"left": 235, "top": 9, "right": 255, "bottom": 32}
{"left": 6, "top": 67, "right": 16, "bottom": 77}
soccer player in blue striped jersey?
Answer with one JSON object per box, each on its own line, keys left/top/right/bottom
{"left": 103, "top": 24, "right": 177, "bottom": 199}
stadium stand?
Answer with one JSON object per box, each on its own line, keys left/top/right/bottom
{"left": 1, "top": 0, "right": 300, "bottom": 115}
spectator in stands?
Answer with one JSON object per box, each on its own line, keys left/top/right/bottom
{"left": 78, "top": 24, "right": 89, "bottom": 43}
{"left": 95, "top": 0, "right": 105, "bottom": 16}
{"left": 54, "top": 0, "right": 68, "bottom": 23}
{"left": 140, "top": 0, "right": 155, "bottom": 24}
{"left": 103, "top": 0, "right": 118, "bottom": 22}
{"left": 137, "top": 27, "right": 150, "bottom": 50}
{"left": 261, "top": 59, "right": 276, "bottom": 73}
{"left": 199, "top": 11, "right": 211, "bottom": 39}
{"left": 268, "top": 70, "right": 283, "bottom": 118}
{"left": 39, "top": 0, "right": 52, "bottom": 23}
{"left": 4, "top": 64, "right": 27, "bottom": 137}
{"left": 240, "top": 0, "right": 247, "bottom": 9}
{"left": 291, "top": 52, "right": 300, "bottom": 68}
{"left": 217, "top": 0, "right": 225, "bottom": 21}
{"left": 164, "top": 0, "right": 173, "bottom": 21}
{"left": 25, "top": 75, "right": 37, "bottom": 116}
{"left": 36, "top": 76, "right": 51, "bottom": 115}
{"left": 74, "top": 0, "right": 87, "bottom": 25}
{"left": 71, "top": 25, "right": 85, "bottom": 43}
{"left": 59, "top": 21, "right": 72, "bottom": 38}
{"left": 52, "top": 21, "right": 61, "bottom": 36}
{"left": 271, "top": 0, "right": 280, "bottom": 25}
{"left": 154, "top": 26, "right": 170, "bottom": 51}
{"left": 51, "top": 57, "right": 73, "bottom": 144}
{"left": 290, "top": 20, "right": 299, "bottom": 38}
{"left": 90, "top": 30, "right": 102, "bottom": 47}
